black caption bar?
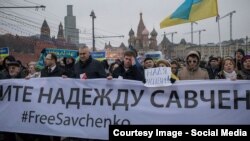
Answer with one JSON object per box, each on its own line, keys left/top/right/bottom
{"left": 109, "top": 125, "right": 250, "bottom": 140}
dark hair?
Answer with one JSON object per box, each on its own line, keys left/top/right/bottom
{"left": 187, "top": 54, "right": 199, "bottom": 61}
{"left": 235, "top": 49, "right": 245, "bottom": 56}
{"left": 124, "top": 50, "right": 136, "bottom": 58}
{"left": 171, "top": 60, "right": 180, "bottom": 68}
{"left": 209, "top": 56, "right": 218, "bottom": 62}
{"left": 144, "top": 57, "right": 154, "bottom": 63}
{"left": 48, "top": 53, "right": 57, "bottom": 62}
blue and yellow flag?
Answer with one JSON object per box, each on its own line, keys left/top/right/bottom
{"left": 160, "top": 0, "right": 218, "bottom": 28}
{"left": 0, "top": 47, "right": 9, "bottom": 58}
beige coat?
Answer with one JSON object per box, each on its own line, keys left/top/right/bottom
{"left": 178, "top": 67, "right": 209, "bottom": 80}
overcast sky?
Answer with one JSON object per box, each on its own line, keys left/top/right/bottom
{"left": 1, "top": 0, "right": 250, "bottom": 50}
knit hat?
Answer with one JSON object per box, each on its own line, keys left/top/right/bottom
{"left": 242, "top": 55, "right": 250, "bottom": 63}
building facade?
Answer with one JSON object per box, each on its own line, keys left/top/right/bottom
{"left": 128, "top": 13, "right": 158, "bottom": 54}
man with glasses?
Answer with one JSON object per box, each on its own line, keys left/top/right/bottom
{"left": 40, "top": 52, "right": 63, "bottom": 141}
{"left": 177, "top": 50, "right": 209, "bottom": 80}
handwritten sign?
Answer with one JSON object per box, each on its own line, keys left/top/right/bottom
{"left": 144, "top": 67, "right": 172, "bottom": 87}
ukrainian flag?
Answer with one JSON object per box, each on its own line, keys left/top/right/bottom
{"left": 160, "top": 0, "right": 218, "bottom": 28}
{"left": 0, "top": 47, "right": 9, "bottom": 58}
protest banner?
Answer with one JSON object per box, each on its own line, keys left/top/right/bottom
{"left": 0, "top": 78, "right": 250, "bottom": 139}
{"left": 37, "top": 48, "right": 78, "bottom": 69}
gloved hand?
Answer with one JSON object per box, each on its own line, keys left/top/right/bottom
{"left": 170, "top": 77, "right": 176, "bottom": 84}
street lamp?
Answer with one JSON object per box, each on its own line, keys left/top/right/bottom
{"left": 90, "top": 10, "right": 96, "bottom": 51}
{"left": 198, "top": 29, "right": 206, "bottom": 46}
{"left": 246, "top": 36, "right": 248, "bottom": 54}
{"left": 191, "top": 22, "right": 198, "bottom": 44}
{"left": 217, "top": 10, "right": 236, "bottom": 57}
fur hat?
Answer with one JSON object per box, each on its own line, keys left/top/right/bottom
{"left": 7, "top": 61, "right": 20, "bottom": 67}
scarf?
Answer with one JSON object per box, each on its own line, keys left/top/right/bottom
{"left": 223, "top": 70, "right": 236, "bottom": 80}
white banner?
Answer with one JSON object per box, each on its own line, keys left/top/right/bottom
{"left": 144, "top": 67, "right": 172, "bottom": 87}
{"left": 0, "top": 78, "right": 250, "bottom": 140}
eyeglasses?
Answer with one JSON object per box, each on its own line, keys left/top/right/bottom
{"left": 187, "top": 60, "right": 197, "bottom": 64}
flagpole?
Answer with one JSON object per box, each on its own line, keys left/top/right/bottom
{"left": 217, "top": 16, "right": 223, "bottom": 57}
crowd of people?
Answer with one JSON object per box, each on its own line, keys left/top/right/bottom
{"left": 0, "top": 47, "right": 250, "bottom": 141}
{"left": 1, "top": 47, "right": 250, "bottom": 82}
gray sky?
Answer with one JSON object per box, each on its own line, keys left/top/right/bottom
{"left": 1, "top": 0, "right": 250, "bottom": 50}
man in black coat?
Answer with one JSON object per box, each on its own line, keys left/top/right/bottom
{"left": 107, "top": 50, "right": 144, "bottom": 82}
{"left": 206, "top": 56, "right": 220, "bottom": 79}
{"left": 41, "top": 53, "right": 64, "bottom": 77}
{"left": 74, "top": 46, "right": 106, "bottom": 79}
{"left": 0, "top": 61, "right": 24, "bottom": 141}
{"left": 1, "top": 61, "right": 26, "bottom": 79}
{"left": 40, "top": 52, "right": 62, "bottom": 141}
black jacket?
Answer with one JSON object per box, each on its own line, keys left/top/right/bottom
{"left": 112, "top": 63, "right": 144, "bottom": 82}
{"left": 0, "top": 70, "right": 25, "bottom": 79}
{"left": 74, "top": 56, "right": 106, "bottom": 79}
{"left": 41, "top": 65, "right": 64, "bottom": 77}
{"left": 62, "top": 57, "right": 75, "bottom": 78}
{"left": 206, "top": 66, "right": 220, "bottom": 79}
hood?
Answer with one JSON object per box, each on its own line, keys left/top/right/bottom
{"left": 186, "top": 50, "right": 200, "bottom": 71}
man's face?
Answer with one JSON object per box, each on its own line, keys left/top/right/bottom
{"left": 123, "top": 56, "right": 133, "bottom": 68}
{"left": 144, "top": 60, "right": 154, "bottom": 69}
{"left": 79, "top": 48, "right": 90, "bottom": 62}
{"left": 236, "top": 52, "right": 243, "bottom": 61}
{"left": 8, "top": 65, "right": 20, "bottom": 77}
{"left": 45, "top": 54, "right": 54, "bottom": 67}
{"left": 210, "top": 60, "right": 219, "bottom": 68}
